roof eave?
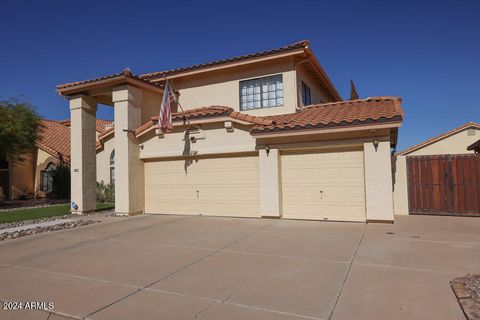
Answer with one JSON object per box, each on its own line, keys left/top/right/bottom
{"left": 57, "top": 76, "right": 164, "bottom": 97}
{"left": 304, "top": 47, "right": 342, "bottom": 101}
{"left": 251, "top": 120, "right": 402, "bottom": 139}
{"left": 147, "top": 49, "right": 306, "bottom": 82}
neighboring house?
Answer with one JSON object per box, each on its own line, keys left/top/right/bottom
{"left": 394, "top": 122, "right": 480, "bottom": 216}
{"left": 1, "top": 118, "right": 113, "bottom": 200}
{"left": 57, "top": 40, "right": 404, "bottom": 222}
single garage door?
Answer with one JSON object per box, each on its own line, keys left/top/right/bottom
{"left": 281, "top": 148, "right": 366, "bottom": 222}
{"left": 144, "top": 154, "right": 260, "bottom": 217}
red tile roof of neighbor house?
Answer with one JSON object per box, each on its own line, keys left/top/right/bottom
{"left": 397, "top": 121, "right": 480, "bottom": 155}
{"left": 134, "top": 97, "right": 403, "bottom": 137}
{"left": 56, "top": 41, "right": 311, "bottom": 93}
{"left": 250, "top": 97, "right": 403, "bottom": 134}
{"left": 38, "top": 119, "right": 113, "bottom": 163}
{"left": 58, "top": 118, "right": 113, "bottom": 133}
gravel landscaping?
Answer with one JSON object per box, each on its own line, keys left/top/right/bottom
{"left": 0, "top": 219, "right": 99, "bottom": 241}
{"left": 0, "top": 209, "right": 117, "bottom": 241}
{"left": 451, "top": 274, "right": 480, "bottom": 320}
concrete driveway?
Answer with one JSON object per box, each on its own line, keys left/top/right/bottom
{"left": 0, "top": 214, "right": 478, "bottom": 320}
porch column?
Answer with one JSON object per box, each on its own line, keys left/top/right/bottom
{"left": 113, "top": 85, "right": 144, "bottom": 216}
{"left": 69, "top": 95, "right": 97, "bottom": 214}
{"left": 363, "top": 138, "right": 394, "bottom": 222}
{"left": 259, "top": 148, "right": 281, "bottom": 217}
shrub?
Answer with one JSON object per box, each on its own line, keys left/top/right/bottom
{"left": 96, "top": 181, "right": 115, "bottom": 203}
{"left": 48, "top": 163, "right": 70, "bottom": 199}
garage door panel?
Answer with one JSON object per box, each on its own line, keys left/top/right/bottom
{"left": 281, "top": 149, "right": 366, "bottom": 222}
{"left": 145, "top": 155, "right": 260, "bottom": 217}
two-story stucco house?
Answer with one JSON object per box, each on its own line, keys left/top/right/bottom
{"left": 57, "top": 40, "right": 404, "bottom": 222}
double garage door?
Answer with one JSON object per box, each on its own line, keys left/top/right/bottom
{"left": 145, "top": 149, "right": 366, "bottom": 221}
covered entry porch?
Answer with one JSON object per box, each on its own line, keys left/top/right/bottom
{"left": 57, "top": 69, "right": 164, "bottom": 215}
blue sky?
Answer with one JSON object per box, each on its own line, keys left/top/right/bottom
{"left": 1, "top": 0, "right": 479, "bottom": 151}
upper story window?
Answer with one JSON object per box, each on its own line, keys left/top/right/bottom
{"left": 240, "top": 75, "right": 283, "bottom": 110}
{"left": 301, "top": 81, "right": 311, "bottom": 106}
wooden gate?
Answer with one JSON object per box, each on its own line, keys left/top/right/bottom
{"left": 407, "top": 155, "right": 480, "bottom": 216}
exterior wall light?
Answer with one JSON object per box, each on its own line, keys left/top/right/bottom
{"left": 373, "top": 138, "right": 380, "bottom": 151}
{"left": 265, "top": 145, "right": 270, "bottom": 156}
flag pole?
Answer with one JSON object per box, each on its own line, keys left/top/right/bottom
{"left": 164, "top": 75, "right": 189, "bottom": 125}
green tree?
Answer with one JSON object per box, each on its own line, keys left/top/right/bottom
{"left": 0, "top": 99, "right": 42, "bottom": 162}
{"left": 349, "top": 80, "right": 360, "bottom": 100}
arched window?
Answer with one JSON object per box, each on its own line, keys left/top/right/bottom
{"left": 41, "top": 162, "right": 56, "bottom": 192}
{"left": 110, "top": 150, "right": 115, "bottom": 185}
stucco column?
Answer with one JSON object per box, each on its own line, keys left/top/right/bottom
{"left": 363, "top": 138, "right": 394, "bottom": 222}
{"left": 113, "top": 85, "right": 144, "bottom": 216}
{"left": 393, "top": 155, "right": 409, "bottom": 215}
{"left": 259, "top": 148, "right": 281, "bottom": 217}
{"left": 69, "top": 95, "right": 97, "bottom": 214}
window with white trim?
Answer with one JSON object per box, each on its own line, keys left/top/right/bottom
{"left": 240, "top": 75, "right": 283, "bottom": 110}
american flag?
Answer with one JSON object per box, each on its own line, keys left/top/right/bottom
{"left": 159, "top": 80, "right": 176, "bottom": 132}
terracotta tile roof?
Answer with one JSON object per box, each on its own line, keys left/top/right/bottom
{"left": 135, "top": 106, "right": 273, "bottom": 136}
{"left": 98, "top": 126, "right": 114, "bottom": 141}
{"left": 57, "top": 69, "right": 161, "bottom": 93}
{"left": 57, "top": 41, "right": 309, "bottom": 92}
{"left": 140, "top": 40, "right": 310, "bottom": 81}
{"left": 38, "top": 120, "right": 71, "bottom": 163}
{"left": 397, "top": 121, "right": 480, "bottom": 155}
{"left": 250, "top": 97, "right": 403, "bottom": 134}
{"left": 59, "top": 119, "right": 113, "bottom": 133}
{"left": 95, "top": 119, "right": 114, "bottom": 132}
{"left": 37, "top": 118, "right": 113, "bottom": 163}
{"left": 172, "top": 106, "right": 233, "bottom": 121}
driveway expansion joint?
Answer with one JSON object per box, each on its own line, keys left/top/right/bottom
{"left": 83, "top": 219, "right": 279, "bottom": 319}
{"left": 327, "top": 223, "right": 367, "bottom": 320}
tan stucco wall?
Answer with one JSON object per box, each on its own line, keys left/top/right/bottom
{"left": 169, "top": 57, "right": 298, "bottom": 116}
{"left": 96, "top": 137, "right": 115, "bottom": 185}
{"left": 363, "top": 138, "right": 394, "bottom": 221}
{"left": 139, "top": 122, "right": 257, "bottom": 159}
{"left": 70, "top": 95, "right": 97, "bottom": 213}
{"left": 296, "top": 63, "right": 331, "bottom": 107}
{"left": 393, "top": 127, "right": 479, "bottom": 215}
{"left": 9, "top": 153, "right": 35, "bottom": 199}
{"left": 259, "top": 148, "right": 281, "bottom": 217}
{"left": 139, "top": 90, "right": 163, "bottom": 124}
{"left": 113, "top": 85, "right": 145, "bottom": 215}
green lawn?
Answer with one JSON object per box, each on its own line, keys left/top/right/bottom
{"left": 0, "top": 203, "right": 114, "bottom": 224}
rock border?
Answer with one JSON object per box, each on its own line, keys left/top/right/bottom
{"left": 451, "top": 274, "right": 480, "bottom": 320}
{"left": 0, "top": 220, "right": 99, "bottom": 241}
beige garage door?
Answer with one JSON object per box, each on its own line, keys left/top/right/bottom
{"left": 281, "top": 148, "right": 366, "bottom": 222}
{"left": 144, "top": 155, "right": 260, "bottom": 217}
